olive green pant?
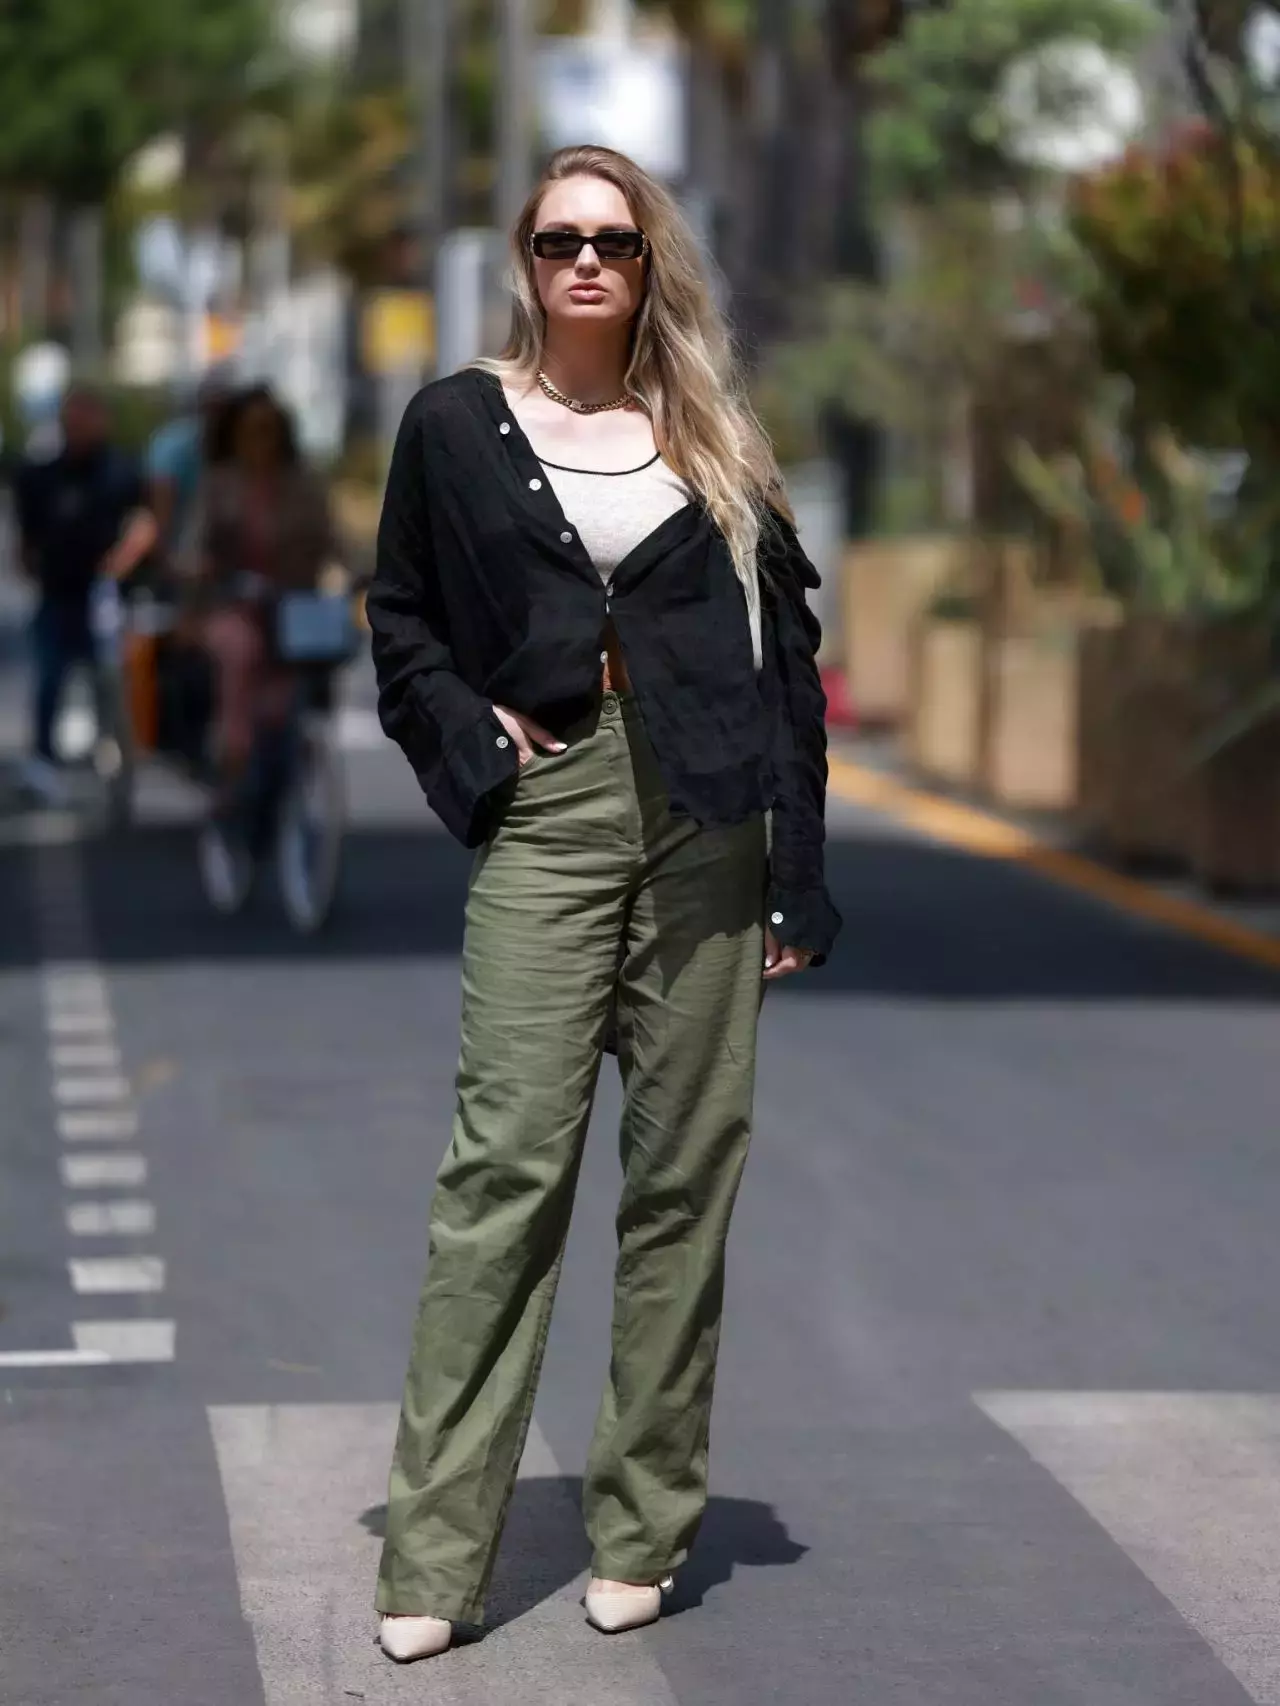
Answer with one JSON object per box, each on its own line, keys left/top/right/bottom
{"left": 376, "top": 690, "right": 767, "bottom": 1623}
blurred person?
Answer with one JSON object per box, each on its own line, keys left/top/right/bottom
{"left": 368, "top": 143, "right": 840, "bottom": 1663}
{"left": 185, "top": 383, "right": 334, "bottom": 816}
{"left": 15, "top": 384, "right": 157, "bottom": 804}
{"left": 145, "top": 367, "right": 235, "bottom": 557}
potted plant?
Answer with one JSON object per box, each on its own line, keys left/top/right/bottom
{"left": 1014, "top": 424, "right": 1280, "bottom": 883}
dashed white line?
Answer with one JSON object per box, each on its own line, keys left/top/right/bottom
{"left": 58, "top": 1109, "right": 139, "bottom": 1142}
{"left": 50, "top": 1042, "right": 121, "bottom": 1072}
{"left": 46, "top": 1009, "right": 114, "bottom": 1037}
{"left": 74, "top": 1320, "right": 174, "bottom": 1362}
{"left": 69, "top": 1256, "right": 166, "bottom": 1295}
{"left": 53, "top": 1074, "right": 131, "bottom": 1106}
{"left": 2, "top": 818, "right": 176, "bottom": 1371}
{"left": 61, "top": 1153, "right": 148, "bottom": 1189}
{"left": 66, "top": 1199, "right": 157, "bottom": 1237}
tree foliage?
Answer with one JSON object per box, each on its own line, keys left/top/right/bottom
{"left": 0, "top": 0, "right": 275, "bottom": 201}
{"left": 865, "top": 0, "right": 1153, "bottom": 202}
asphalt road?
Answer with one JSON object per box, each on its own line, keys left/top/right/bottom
{"left": 2, "top": 646, "right": 1280, "bottom": 1706}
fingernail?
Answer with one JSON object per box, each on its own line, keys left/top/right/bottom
{"left": 553, "top": 742, "right": 567, "bottom": 752}
{"left": 764, "top": 956, "right": 775, "bottom": 969}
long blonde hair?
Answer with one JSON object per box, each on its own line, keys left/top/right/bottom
{"left": 473, "top": 144, "right": 791, "bottom": 664}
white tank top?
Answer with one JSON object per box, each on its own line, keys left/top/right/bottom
{"left": 537, "top": 450, "right": 692, "bottom": 579}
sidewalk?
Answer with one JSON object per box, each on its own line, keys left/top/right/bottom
{"left": 828, "top": 726, "right": 1280, "bottom": 966}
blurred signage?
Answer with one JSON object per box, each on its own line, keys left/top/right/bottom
{"left": 535, "top": 32, "right": 687, "bottom": 182}
{"left": 362, "top": 290, "right": 436, "bottom": 376}
{"left": 202, "top": 313, "right": 244, "bottom": 365}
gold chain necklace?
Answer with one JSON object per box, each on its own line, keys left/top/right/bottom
{"left": 536, "top": 370, "right": 629, "bottom": 415}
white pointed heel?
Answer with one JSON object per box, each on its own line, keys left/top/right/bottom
{"left": 584, "top": 1576, "right": 674, "bottom": 1634}
{"left": 379, "top": 1613, "right": 452, "bottom": 1662}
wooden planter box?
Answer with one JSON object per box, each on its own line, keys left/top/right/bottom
{"left": 906, "top": 616, "right": 984, "bottom": 788}
{"left": 842, "top": 536, "right": 965, "bottom": 726}
{"left": 985, "top": 598, "right": 1122, "bottom": 814}
{"left": 1077, "top": 614, "right": 1280, "bottom": 888}
{"left": 1077, "top": 617, "right": 1199, "bottom": 866}
{"left": 1186, "top": 623, "right": 1280, "bottom": 894}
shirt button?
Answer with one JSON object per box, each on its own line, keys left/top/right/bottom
{"left": 529, "top": 477, "right": 542, "bottom": 491}
{"left": 496, "top": 735, "right": 509, "bottom": 749}
{"left": 605, "top": 580, "right": 615, "bottom": 595}
{"left": 600, "top": 650, "right": 608, "bottom": 663}
{"left": 560, "top": 530, "right": 573, "bottom": 543}
{"left": 770, "top": 911, "right": 784, "bottom": 925}
{"left": 499, "top": 422, "right": 511, "bottom": 435}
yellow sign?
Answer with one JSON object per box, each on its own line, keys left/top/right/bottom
{"left": 362, "top": 291, "right": 435, "bottom": 375}
{"left": 201, "top": 313, "right": 243, "bottom": 364}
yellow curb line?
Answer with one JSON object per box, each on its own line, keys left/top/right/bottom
{"left": 827, "top": 755, "right": 1280, "bottom": 978}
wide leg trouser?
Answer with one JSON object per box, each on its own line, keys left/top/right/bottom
{"left": 376, "top": 691, "right": 767, "bottom": 1623}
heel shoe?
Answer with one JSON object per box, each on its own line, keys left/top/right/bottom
{"left": 379, "top": 1613, "right": 452, "bottom": 1662}
{"left": 584, "top": 1576, "right": 674, "bottom": 1634}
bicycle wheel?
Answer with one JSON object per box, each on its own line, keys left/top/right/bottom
{"left": 197, "top": 817, "right": 256, "bottom": 916}
{"left": 276, "top": 723, "right": 345, "bottom": 933}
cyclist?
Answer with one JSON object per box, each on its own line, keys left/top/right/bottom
{"left": 15, "top": 385, "right": 157, "bottom": 804}
{"left": 145, "top": 367, "right": 234, "bottom": 561}
{"left": 183, "top": 384, "right": 336, "bottom": 840}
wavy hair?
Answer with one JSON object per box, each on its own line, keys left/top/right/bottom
{"left": 473, "top": 144, "right": 791, "bottom": 664}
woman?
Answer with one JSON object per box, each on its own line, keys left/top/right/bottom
{"left": 368, "top": 144, "right": 841, "bottom": 1663}
{"left": 187, "top": 384, "right": 334, "bottom": 806}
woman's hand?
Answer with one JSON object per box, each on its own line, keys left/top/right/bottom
{"left": 763, "top": 926, "right": 814, "bottom": 981}
{"left": 494, "top": 704, "right": 566, "bottom": 767}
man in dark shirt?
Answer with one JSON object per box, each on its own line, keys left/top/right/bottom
{"left": 15, "top": 385, "right": 157, "bottom": 802}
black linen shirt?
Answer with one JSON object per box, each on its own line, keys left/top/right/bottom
{"left": 366, "top": 368, "right": 842, "bottom": 960}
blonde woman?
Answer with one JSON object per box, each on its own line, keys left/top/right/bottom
{"left": 368, "top": 143, "right": 841, "bottom": 1662}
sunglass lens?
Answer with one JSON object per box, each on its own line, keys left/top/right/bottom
{"left": 593, "top": 232, "right": 643, "bottom": 260}
{"left": 534, "top": 233, "right": 582, "bottom": 260}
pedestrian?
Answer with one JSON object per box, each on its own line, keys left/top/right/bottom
{"left": 366, "top": 143, "right": 841, "bottom": 1663}
{"left": 14, "top": 384, "right": 157, "bottom": 805}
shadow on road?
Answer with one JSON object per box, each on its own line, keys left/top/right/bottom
{"left": 358, "top": 1477, "right": 807, "bottom": 1631}
{"left": 0, "top": 816, "right": 1277, "bottom": 1002}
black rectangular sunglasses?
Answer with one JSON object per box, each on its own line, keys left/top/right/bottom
{"left": 531, "top": 228, "right": 648, "bottom": 262}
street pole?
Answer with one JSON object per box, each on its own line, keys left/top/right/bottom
{"left": 403, "top": 0, "right": 450, "bottom": 371}
{"left": 496, "top": 0, "right": 534, "bottom": 232}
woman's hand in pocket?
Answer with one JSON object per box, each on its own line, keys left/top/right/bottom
{"left": 493, "top": 705, "right": 566, "bottom": 767}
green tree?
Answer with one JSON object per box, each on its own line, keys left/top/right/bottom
{"left": 0, "top": 0, "right": 275, "bottom": 202}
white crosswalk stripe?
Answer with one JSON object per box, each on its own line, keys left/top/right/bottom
{"left": 210, "top": 1404, "right": 681, "bottom": 1706}
{"left": 977, "top": 1391, "right": 1280, "bottom": 1706}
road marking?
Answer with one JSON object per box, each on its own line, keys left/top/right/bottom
{"left": 50, "top": 1041, "right": 121, "bottom": 1072}
{"left": 828, "top": 755, "right": 1280, "bottom": 977}
{"left": 69, "top": 1255, "right": 166, "bottom": 1294}
{"left": 58, "top": 1109, "right": 139, "bottom": 1142}
{"left": 61, "top": 1153, "right": 148, "bottom": 1189}
{"left": 210, "top": 1404, "right": 682, "bottom": 1706}
{"left": 66, "top": 1199, "right": 156, "bottom": 1237}
{"left": 46, "top": 1008, "right": 114, "bottom": 1037}
{"left": 73, "top": 1320, "right": 175, "bottom": 1362}
{"left": 53, "top": 1073, "right": 131, "bottom": 1106}
{"left": 6, "top": 816, "right": 174, "bottom": 1373}
{"left": 0, "top": 1346, "right": 112, "bottom": 1369}
{"left": 977, "top": 1391, "right": 1280, "bottom": 1706}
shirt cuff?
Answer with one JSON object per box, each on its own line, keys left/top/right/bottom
{"left": 764, "top": 883, "right": 842, "bottom": 966}
{"left": 427, "top": 701, "right": 520, "bottom": 845}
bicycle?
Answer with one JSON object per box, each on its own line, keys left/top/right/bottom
{"left": 100, "top": 571, "right": 363, "bottom": 935}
